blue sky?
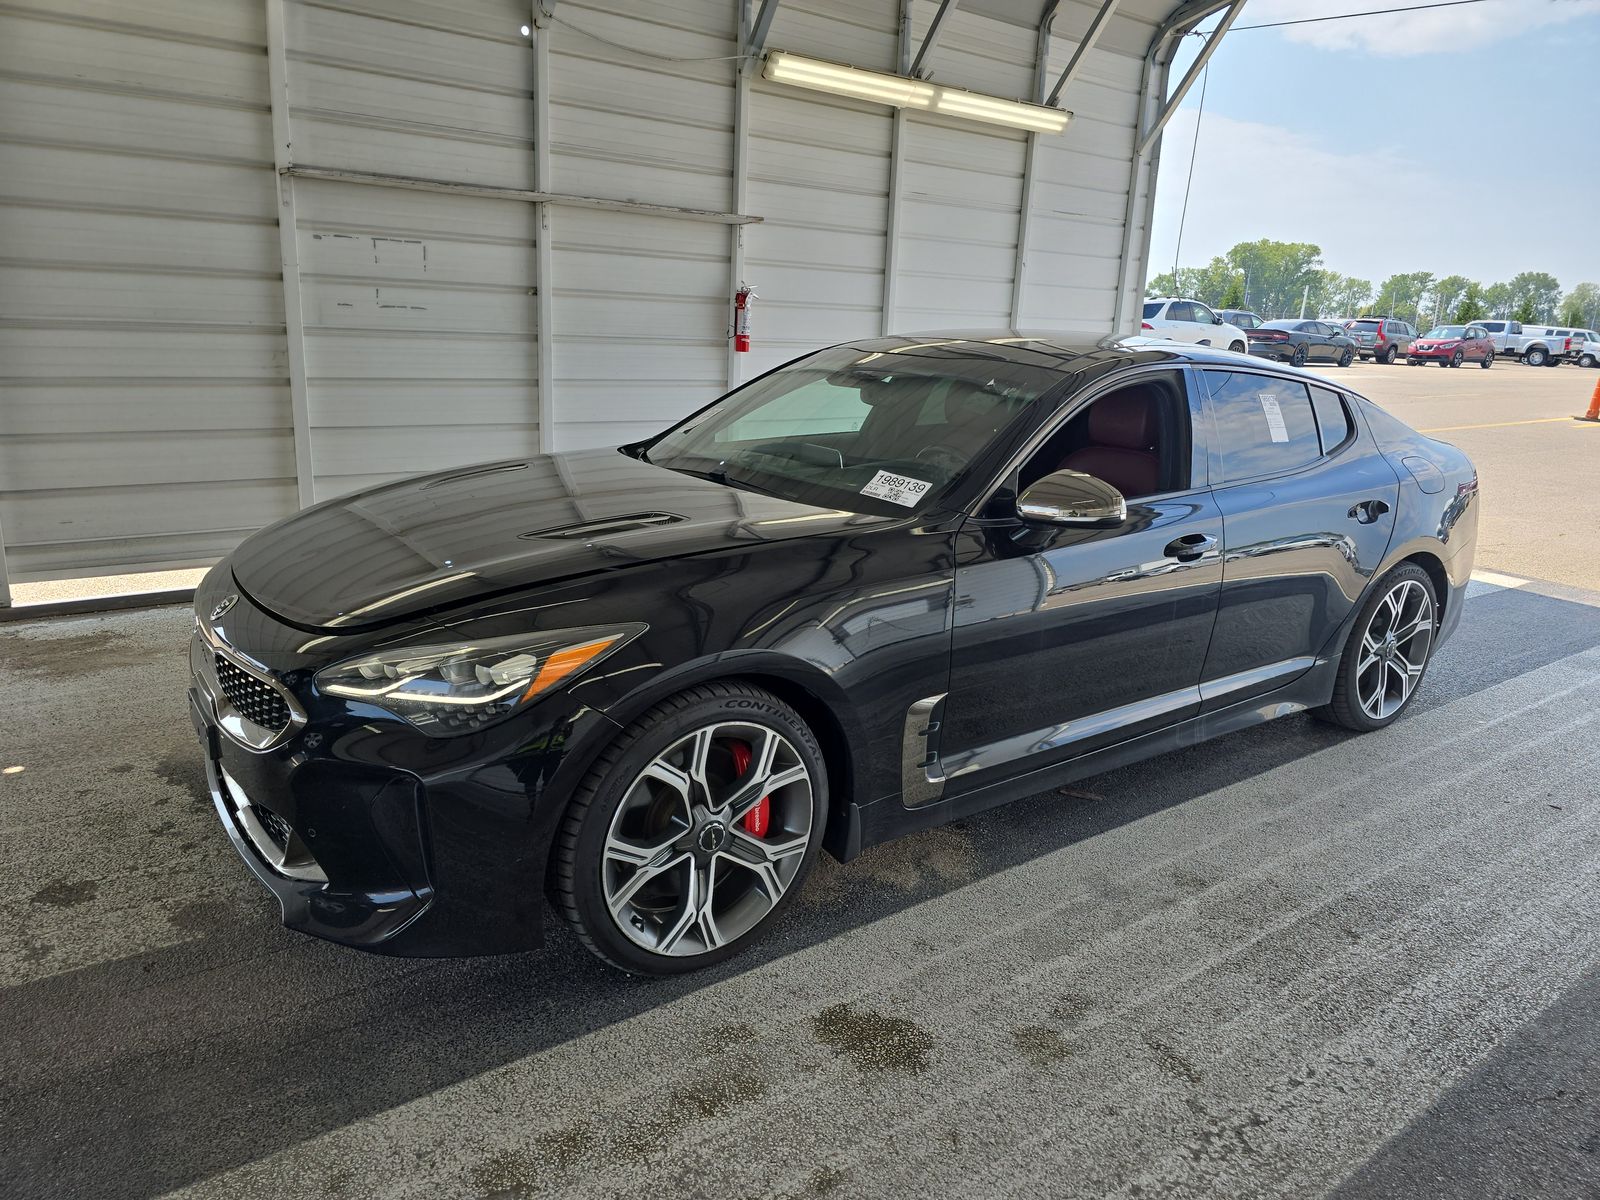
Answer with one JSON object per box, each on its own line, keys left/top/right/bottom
{"left": 1148, "top": 0, "right": 1600, "bottom": 291}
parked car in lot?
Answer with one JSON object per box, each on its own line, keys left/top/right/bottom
{"left": 188, "top": 333, "right": 1478, "bottom": 972}
{"left": 1576, "top": 333, "right": 1599, "bottom": 368}
{"left": 1409, "top": 324, "right": 1495, "bottom": 367}
{"left": 1545, "top": 328, "right": 1592, "bottom": 365}
{"left": 1141, "top": 297, "right": 1249, "bottom": 352}
{"left": 1245, "top": 319, "right": 1357, "bottom": 367}
{"left": 1479, "top": 321, "right": 1569, "bottom": 366}
{"left": 1342, "top": 316, "right": 1416, "bottom": 364}
{"left": 1218, "top": 308, "right": 1264, "bottom": 331}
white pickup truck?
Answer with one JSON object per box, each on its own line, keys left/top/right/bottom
{"left": 1478, "top": 320, "right": 1575, "bottom": 367}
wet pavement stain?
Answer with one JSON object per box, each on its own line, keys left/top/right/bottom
{"left": 807, "top": 1165, "right": 848, "bottom": 1194}
{"left": 617, "top": 1071, "right": 768, "bottom": 1164}
{"left": 1012, "top": 1024, "right": 1073, "bottom": 1068}
{"left": 30, "top": 879, "right": 98, "bottom": 908}
{"left": 695, "top": 1020, "right": 758, "bottom": 1052}
{"left": 154, "top": 748, "right": 207, "bottom": 801}
{"left": 471, "top": 1148, "right": 539, "bottom": 1198}
{"left": 0, "top": 630, "right": 155, "bottom": 678}
{"left": 168, "top": 899, "right": 231, "bottom": 934}
{"left": 1145, "top": 1034, "right": 1203, "bottom": 1084}
{"left": 1053, "top": 992, "right": 1094, "bottom": 1023}
{"left": 811, "top": 1003, "right": 934, "bottom": 1075}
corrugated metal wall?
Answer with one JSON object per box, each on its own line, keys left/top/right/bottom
{"left": 0, "top": 0, "right": 1178, "bottom": 592}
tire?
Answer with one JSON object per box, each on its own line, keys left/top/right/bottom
{"left": 1382, "top": 344, "right": 1399, "bottom": 364}
{"left": 1290, "top": 344, "right": 1309, "bottom": 368}
{"left": 1580, "top": 354, "right": 1597, "bottom": 368}
{"left": 1230, "top": 341, "right": 1246, "bottom": 354}
{"left": 1315, "top": 563, "right": 1438, "bottom": 732}
{"left": 552, "top": 681, "right": 827, "bottom": 975}
{"left": 1337, "top": 347, "right": 1354, "bottom": 368}
{"left": 1480, "top": 351, "right": 1494, "bottom": 369}
{"left": 1449, "top": 351, "right": 1463, "bottom": 368}
{"left": 1525, "top": 347, "right": 1548, "bottom": 367}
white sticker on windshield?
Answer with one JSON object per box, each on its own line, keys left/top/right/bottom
{"left": 861, "top": 469, "right": 932, "bottom": 507}
{"left": 1259, "top": 393, "right": 1290, "bottom": 443}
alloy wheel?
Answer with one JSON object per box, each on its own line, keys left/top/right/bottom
{"left": 1355, "top": 579, "right": 1434, "bottom": 722}
{"left": 601, "top": 721, "right": 814, "bottom": 957}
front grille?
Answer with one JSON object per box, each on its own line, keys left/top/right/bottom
{"left": 251, "top": 804, "right": 292, "bottom": 850}
{"left": 215, "top": 655, "right": 291, "bottom": 732}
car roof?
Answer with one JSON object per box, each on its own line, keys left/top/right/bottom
{"left": 839, "top": 330, "right": 1269, "bottom": 374}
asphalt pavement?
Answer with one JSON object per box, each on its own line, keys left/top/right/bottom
{"left": 3, "top": 361, "right": 1600, "bottom": 1200}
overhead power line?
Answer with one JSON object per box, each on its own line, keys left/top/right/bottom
{"left": 1226, "top": 0, "right": 1493, "bottom": 34}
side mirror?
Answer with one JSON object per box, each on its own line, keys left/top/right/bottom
{"left": 1017, "top": 469, "right": 1127, "bottom": 527}
{"left": 1213, "top": 315, "right": 1224, "bottom": 324}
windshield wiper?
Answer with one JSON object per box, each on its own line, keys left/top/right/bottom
{"left": 670, "top": 465, "right": 786, "bottom": 499}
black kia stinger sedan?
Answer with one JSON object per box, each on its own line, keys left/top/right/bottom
{"left": 189, "top": 334, "right": 1478, "bottom": 974}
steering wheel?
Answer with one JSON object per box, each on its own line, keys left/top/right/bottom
{"left": 913, "top": 443, "right": 966, "bottom": 477}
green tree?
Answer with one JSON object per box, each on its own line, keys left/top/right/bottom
{"left": 1505, "top": 271, "right": 1562, "bottom": 323}
{"left": 1454, "top": 282, "right": 1487, "bottom": 324}
{"left": 1430, "top": 275, "right": 1473, "bottom": 325}
{"left": 1317, "top": 272, "right": 1374, "bottom": 319}
{"left": 1218, "top": 276, "right": 1247, "bottom": 311}
{"left": 1224, "top": 239, "right": 1324, "bottom": 317}
{"left": 1374, "top": 271, "right": 1435, "bottom": 326}
{"left": 1563, "top": 282, "right": 1600, "bottom": 328}
{"left": 1513, "top": 296, "right": 1539, "bottom": 324}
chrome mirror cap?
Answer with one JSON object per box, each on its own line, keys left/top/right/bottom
{"left": 1016, "top": 469, "right": 1127, "bottom": 527}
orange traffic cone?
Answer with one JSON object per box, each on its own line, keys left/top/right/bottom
{"left": 1581, "top": 377, "right": 1600, "bottom": 422}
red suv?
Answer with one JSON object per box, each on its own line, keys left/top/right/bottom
{"left": 1408, "top": 324, "right": 1495, "bottom": 368}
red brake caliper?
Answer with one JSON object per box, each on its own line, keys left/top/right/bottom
{"left": 728, "top": 741, "right": 770, "bottom": 837}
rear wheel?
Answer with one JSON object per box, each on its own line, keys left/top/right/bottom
{"left": 553, "top": 682, "right": 827, "bottom": 975}
{"left": 1316, "top": 564, "right": 1437, "bottom": 732}
{"left": 1382, "top": 344, "right": 1399, "bottom": 364}
{"left": 1481, "top": 350, "right": 1494, "bottom": 368}
{"left": 1525, "top": 347, "right": 1548, "bottom": 367}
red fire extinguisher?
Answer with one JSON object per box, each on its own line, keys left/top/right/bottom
{"left": 734, "top": 284, "right": 755, "bottom": 353}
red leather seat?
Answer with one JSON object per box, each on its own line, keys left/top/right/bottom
{"left": 1058, "top": 386, "right": 1161, "bottom": 498}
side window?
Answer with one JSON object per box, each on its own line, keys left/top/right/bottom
{"left": 1203, "top": 371, "right": 1323, "bottom": 481}
{"left": 1017, "top": 373, "right": 1191, "bottom": 500}
{"left": 1169, "top": 301, "right": 1196, "bottom": 322}
{"left": 1193, "top": 303, "right": 1217, "bottom": 324}
{"left": 1309, "top": 386, "right": 1354, "bottom": 453}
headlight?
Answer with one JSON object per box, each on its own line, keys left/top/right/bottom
{"left": 314, "top": 623, "right": 644, "bottom": 734}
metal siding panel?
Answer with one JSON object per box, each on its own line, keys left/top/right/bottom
{"left": 0, "top": 3, "right": 295, "bottom": 582}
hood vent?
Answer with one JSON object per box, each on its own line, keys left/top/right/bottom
{"left": 520, "top": 512, "right": 685, "bottom": 541}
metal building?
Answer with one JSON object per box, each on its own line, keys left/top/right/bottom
{"left": 0, "top": 0, "right": 1236, "bottom": 602}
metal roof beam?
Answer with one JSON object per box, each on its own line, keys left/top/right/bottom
{"left": 910, "top": 0, "right": 958, "bottom": 79}
{"left": 1045, "top": 0, "right": 1122, "bottom": 107}
{"left": 747, "top": 0, "right": 781, "bottom": 58}
{"left": 1136, "top": 0, "right": 1242, "bottom": 154}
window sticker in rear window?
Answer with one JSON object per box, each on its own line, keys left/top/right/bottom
{"left": 1259, "top": 394, "right": 1290, "bottom": 443}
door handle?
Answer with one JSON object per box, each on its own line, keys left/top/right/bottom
{"left": 1348, "top": 499, "right": 1391, "bottom": 524}
{"left": 1163, "top": 533, "right": 1217, "bottom": 561}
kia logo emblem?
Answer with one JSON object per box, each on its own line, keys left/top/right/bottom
{"left": 210, "top": 594, "right": 239, "bottom": 622}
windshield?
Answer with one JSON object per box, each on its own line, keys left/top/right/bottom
{"left": 642, "top": 343, "right": 1060, "bottom": 516}
{"left": 1423, "top": 326, "right": 1467, "bottom": 339}
{"left": 1142, "top": 301, "right": 1163, "bottom": 319}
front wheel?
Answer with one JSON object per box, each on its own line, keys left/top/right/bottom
{"left": 553, "top": 682, "right": 827, "bottom": 975}
{"left": 1316, "top": 564, "right": 1438, "bottom": 732}
{"left": 1449, "top": 351, "right": 1464, "bottom": 368}
{"left": 1337, "top": 347, "right": 1354, "bottom": 368}
{"left": 1229, "top": 340, "right": 1247, "bottom": 354}
{"left": 1480, "top": 351, "right": 1494, "bottom": 368}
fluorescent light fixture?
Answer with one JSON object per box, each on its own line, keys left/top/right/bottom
{"left": 763, "top": 51, "right": 1071, "bottom": 135}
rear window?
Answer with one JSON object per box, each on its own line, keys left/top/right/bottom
{"left": 1480, "top": 321, "right": 1505, "bottom": 333}
{"left": 1142, "top": 302, "right": 1163, "bottom": 319}
{"left": 1349, "top": 320, "right": 1380, "bottom": 330}
{"left": 1310, "top": 386, "right": 1354, "bottom": 453}
{"left": 1202, "top": 371, "right": 1323, "bottom": 481}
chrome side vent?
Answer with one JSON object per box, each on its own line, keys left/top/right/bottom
{"left": 520, "top": 512, "right": 685, "bottom": 540}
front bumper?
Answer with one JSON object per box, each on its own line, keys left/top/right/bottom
{"left": 1408, "top": 348, "right": 1456, "bottom": 361}
{"left": 188, "top": 581, "right": 625, "bottom": 957}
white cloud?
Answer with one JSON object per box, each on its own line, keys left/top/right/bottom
{"left": 1147, "top": 108, "right": 1596, "bottom": 286}
{"left": 1237, "top": 0, "right": 1600, "bottom": 56}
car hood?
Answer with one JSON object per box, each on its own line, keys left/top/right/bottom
{"left": 229, "top": 449, "right": 885, "bottom": 631}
